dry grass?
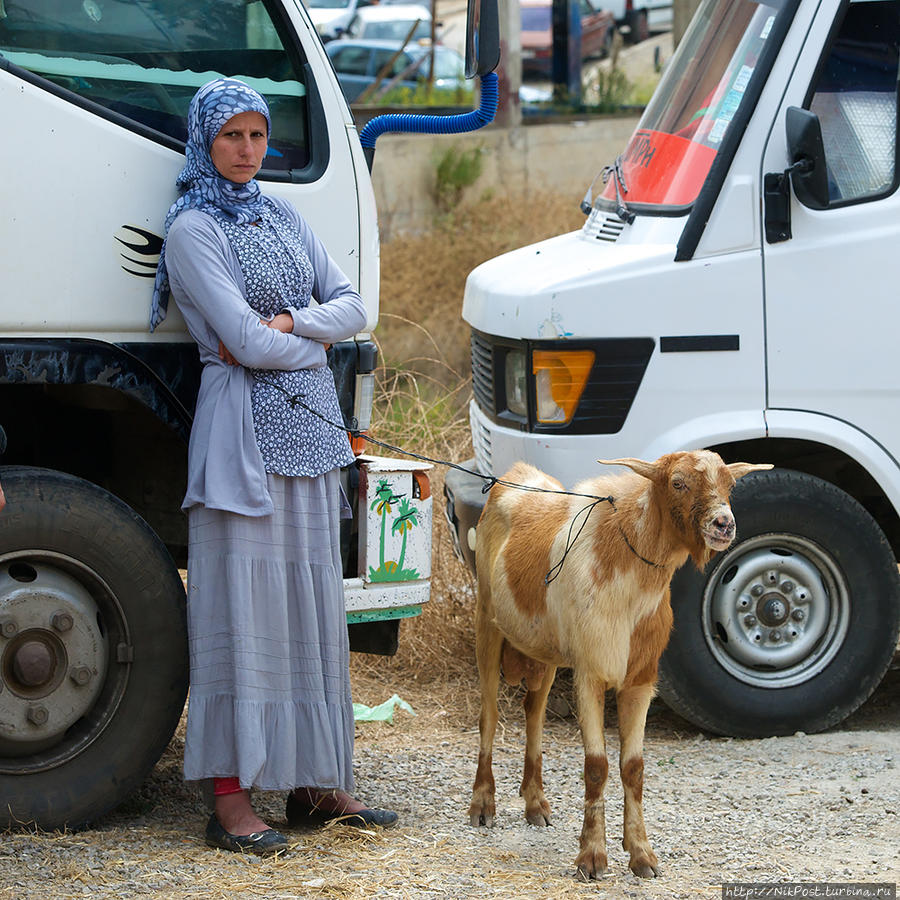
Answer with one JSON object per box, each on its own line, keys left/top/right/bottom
{"left": 376, "top": 193, "right": 584, "bottom": 380}
{"left": 351, "top": 192, "right": 584, "bottom": 703}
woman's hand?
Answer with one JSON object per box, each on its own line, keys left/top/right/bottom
{"left": 263, "top": 313, "right": 330, "bottom": 350}
{"left": 218, "top": 316, "right": 331, "bottom": 365}
{"left": 218, "top": 340, "right": 239, "bottom": 366}
{"left": 263, "top": 313, "right": 294, "bottom": 334}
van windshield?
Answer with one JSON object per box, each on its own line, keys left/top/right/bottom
{"left": 600, "top": 0, "right": 788, "bottom": 211}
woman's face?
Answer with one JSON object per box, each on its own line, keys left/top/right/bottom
{"left": 210, "top": 111, "right": 268, "bottom": 183}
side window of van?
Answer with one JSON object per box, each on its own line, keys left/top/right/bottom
{"left": 0, "top": 0, "right": 312, "bottom": 172}
{"left": 808, "top": 0, "right": 900, "bottom": 204}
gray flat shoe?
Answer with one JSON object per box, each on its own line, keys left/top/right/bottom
{"left": 205, "top": 813, "right": 290, "bottom": 855}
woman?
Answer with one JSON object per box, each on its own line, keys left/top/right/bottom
{"left": 151, "top": 78, "right": 397, "bottom": 855}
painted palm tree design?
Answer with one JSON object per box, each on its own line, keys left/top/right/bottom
{"left": 391, "top": 497, "right": 420, "bottom": 575}
{"left": 368, "top": 479, "right": 421, "bottom": 581}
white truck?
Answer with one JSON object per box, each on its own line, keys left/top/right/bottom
{"left": 445, "top": 0, "right": 900, "bottom": 737}
{"left": 0, "top": 0, "right": 496, "bottom": 828}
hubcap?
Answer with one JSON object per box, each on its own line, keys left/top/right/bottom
{"left": 0, "top": 553, "right": 129, "bottom": 771}
{"left": 702, "top": 534, "right": 849, "bottom": 688}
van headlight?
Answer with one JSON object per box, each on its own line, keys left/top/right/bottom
{"left": 470, "top": 329, "right": 655, "bottom": 435}
{"left": 504, "top": 350, "right": 527, "bottom": 417}
{"left": 533, "top": 349, "right": 595, "bottom": 424}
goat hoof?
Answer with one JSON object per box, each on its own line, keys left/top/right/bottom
{"left": 630, "top": 862, "right": 660, "bottom": 879}
{"left": 525, "top": 810, "right": 551, "bottom": 827}
{"left": 469, "top": 812, "right": 494, "bottom": 827}
{"left": 575, "top": 863, "right": 609, "bottom": 882}
{"left": 574, "top": 852, "right": 608, "bottom": 880}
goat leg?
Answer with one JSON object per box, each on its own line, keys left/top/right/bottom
{"left": 574, "top": 672, "right": 609, "bottom": 878}
{"left": 468, "top": 617, "right": 504, "bottom": 827}
{"left": 617, "top": 683, "right": 660, "bottom": 878}
{"left": 519, "top": 664, "right": 557, "bottom": 826}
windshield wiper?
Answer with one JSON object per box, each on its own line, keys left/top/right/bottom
{"left": 580, "top": 155, "right": 636, "bottom": 225}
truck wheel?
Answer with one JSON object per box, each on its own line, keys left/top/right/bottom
{"left": 658, "top": 469, "right": 900, "bottom": 737}
{"left": 0, "top": 467, "right": 188, "bottom": 828}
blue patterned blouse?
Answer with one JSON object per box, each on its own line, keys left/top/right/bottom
{"left": 214, "top": 199, "right": 356, "bottom": 478}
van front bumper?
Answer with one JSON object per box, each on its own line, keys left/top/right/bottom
{"left": 443, "top": 460, "right": 486, "bottom": 574}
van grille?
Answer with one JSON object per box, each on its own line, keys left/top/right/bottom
{"left": 582, "top": 210, "right": 626, "bottom": 243}
{"left": 471, "top": 330, "right": 494, "bottom": 414}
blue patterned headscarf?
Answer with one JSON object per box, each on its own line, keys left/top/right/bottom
{"left": 149, "top": 78, "right": 271, "bottom": 331}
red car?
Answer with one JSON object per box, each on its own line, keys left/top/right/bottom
{"left": 521, "top": 0, "right": 616, "bottom": 77}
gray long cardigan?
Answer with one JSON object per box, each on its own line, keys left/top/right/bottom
{"left": 165, "top": 198, "right": 368, "bottom": 516}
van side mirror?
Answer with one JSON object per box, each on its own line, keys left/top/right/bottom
{"left": 785, "top": 106, "right": 830, "bottom": 210}
{"left": 465, "top": 0, "right": 500, "bottom": 78}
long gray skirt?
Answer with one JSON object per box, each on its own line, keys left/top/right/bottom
{"left": 183, "top": 469, "right": 355, "bottom": 792}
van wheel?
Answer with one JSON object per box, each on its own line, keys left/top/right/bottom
{"left": 0, "top": 467, "right": 188, "bottom": 828}
{"left": 625, "top": 8, "right": 649, "bottom": 44}
{"left": 658, "top": 469, "right": 900, "bottom": 737}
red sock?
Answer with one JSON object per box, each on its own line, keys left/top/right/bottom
{"left": 213, "top": 777, "right": 242, "bottom": 796}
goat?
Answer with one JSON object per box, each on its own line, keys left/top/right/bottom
{"left": 468, "top": 450, "right": 772, "bottom": 879}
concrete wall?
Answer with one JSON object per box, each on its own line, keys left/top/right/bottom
{"left": 367, "top": 114, "right": 641, "bottom": 238}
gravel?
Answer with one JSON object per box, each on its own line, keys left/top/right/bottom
{"left": 1, "top": 664, "right": 898, "bottom": 900}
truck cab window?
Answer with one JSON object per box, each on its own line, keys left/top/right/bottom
{"left": 808, "top": 0, "right": 900, "bottom": 203}
{"left": 0, "top": 0, "right": 311, "bottom": 171}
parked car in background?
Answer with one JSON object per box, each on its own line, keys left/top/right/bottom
{"left": 306, "top": 0, "right": 375, "bottom": 42}
{"left": 345, "top": 4, "right": 436, "bottom": 42}
{"left": 326, "top": 38, "right": 467, "bottom": 102}
{"left": 520, "top": 0, "right": 615, "bottom": 77}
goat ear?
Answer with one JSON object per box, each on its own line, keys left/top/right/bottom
{"left": 597, "top": 457, "right": 660, "bottom": 481}
{"left": 727, "top": 462, "right": 774, "bottom": 480}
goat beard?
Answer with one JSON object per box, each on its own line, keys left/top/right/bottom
{"left": 690, "top": 543, "right": 716, "bottom": 571}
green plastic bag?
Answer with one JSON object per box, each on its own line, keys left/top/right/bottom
{"left": 353, "top": 693, "right": 415, "bottom": 724}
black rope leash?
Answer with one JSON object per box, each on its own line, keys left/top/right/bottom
{"left": 254, "top": 376, "right": 663, "bottom": 579}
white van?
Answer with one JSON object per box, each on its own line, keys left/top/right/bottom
{"left": 344, "top": 3, "right": 435, "bottom": 42}
{"left": 0, "top": 0, "right": 496, "bottom": 830}
{"left": 445, "top": 0, "right": 900, "bottom": 738}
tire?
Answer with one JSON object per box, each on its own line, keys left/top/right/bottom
{"left": 601, "top": 25, "right": 616, "bottom": 59}
{"left": 0, "top": 467, "right": 188, "bottom": 828}
{"left": 625, "top": 8, "right": 649, "bottom": 44}
{"left": 658, "top": 469, "right": 900, "bottom": 737}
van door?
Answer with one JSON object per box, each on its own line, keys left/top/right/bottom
{"left": 0, "top": 0, "right": 358, "bottom": 338}
{"left": 763, "top": 0, "right": 900, "bottom": 455}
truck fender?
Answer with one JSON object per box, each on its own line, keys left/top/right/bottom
{"left": 764, "top": 408, "right": 900, "bottom": 522}
{"left": 636, "top": 409, "right": 767, "bottom": 465}
{"left": 0, "top": 339, "right": 198, "bottom": 441}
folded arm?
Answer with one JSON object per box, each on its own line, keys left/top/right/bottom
{"left": 166, "top": 213, "right": 327, "bottom": 371}
{"left": 277, "top": 209, "right": 368, "bottom": 342}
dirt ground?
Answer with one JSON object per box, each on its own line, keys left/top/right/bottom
{"left": 1, "top": 652, "right": 897, "bottom": 900}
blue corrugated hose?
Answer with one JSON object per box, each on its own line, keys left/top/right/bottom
{"left": 359, "top": 71, "right": 499, "bottom": 150}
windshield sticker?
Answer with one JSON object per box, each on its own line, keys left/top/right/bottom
{"left": 708, "top": 83, "right": 745, "bottom": 144}
{"left": 760, "top": 15, "right": 775, "bottom": 40}
{"left": 733, "top": 64, "right": 754, "bottom": 93}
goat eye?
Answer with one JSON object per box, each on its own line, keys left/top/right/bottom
{"left": 672, "top": 476, "right": 686, "bottom": 490}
